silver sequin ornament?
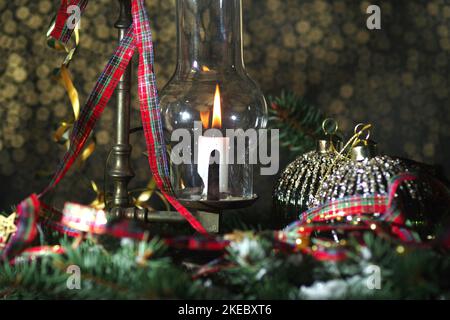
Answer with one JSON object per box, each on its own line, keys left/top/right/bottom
{"left": 273, "top": 122, "right": 346, "bottom": 227}
{"left": 312, "top": 141, "right": 432, "bottom": 223}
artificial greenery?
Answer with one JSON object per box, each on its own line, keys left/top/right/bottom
{"left": 268, "top": 92, "right": 325, "bottom": 156}
{"left": 1, "top": 229, "right": 449, "bottom": 299}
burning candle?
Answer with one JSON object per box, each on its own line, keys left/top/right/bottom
{"left": 197, "top": 84, "right": 230, "bottom": 199}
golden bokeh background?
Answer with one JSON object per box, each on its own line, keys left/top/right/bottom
{"left": 0, "top": 0, "right": 449, "bottom": 220}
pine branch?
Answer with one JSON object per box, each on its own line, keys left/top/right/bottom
{"left": 0, "top": 238, "right": 202, "bottom": 299}
{"left": 268, "top": 92, "right": 325, "bottom": 157}
{"left": 1, "top": 229, "right": 449, "bottom": 299}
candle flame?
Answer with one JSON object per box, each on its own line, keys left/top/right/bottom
{"left": 211, "top": 84, "right": 222, "bottom": 129}
{"left": 200, "top": 111, "right": 210, "bottom": 129}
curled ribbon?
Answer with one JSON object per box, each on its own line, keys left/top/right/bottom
{"left": 48, "top": 21, "right": 96, "bottom": 170}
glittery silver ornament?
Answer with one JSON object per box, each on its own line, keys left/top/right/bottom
{"left": 311, "top": 142, "right": 432, "bottom": 218}
{"left": 273, "top": 135, "right": 346, "bottom": 227}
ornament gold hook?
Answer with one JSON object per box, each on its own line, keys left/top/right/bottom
{"left": 354, "top": 123, "right": 371, "bottom": 139}
{"left": 353, "top": 123, "right": 371, "bottom": 145}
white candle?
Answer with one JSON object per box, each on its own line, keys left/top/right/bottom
{"left": 196, "top": 84, "right": 229, "bottom": 199}
{"left": 197, "top": 135, "right": 229, "bottom": 198}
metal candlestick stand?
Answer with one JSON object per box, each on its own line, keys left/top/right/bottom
{"left": 107, "top": 0, "right": 256, "bottom": 233}
{"left": 109, "top": 0, "right": 134, "bottom": 209}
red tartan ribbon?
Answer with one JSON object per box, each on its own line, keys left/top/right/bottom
{"left": 3, "top": 199, "right": 226, "bottom": 262}
{"left": 5, "top": 201, "right": 225, "bottom": 263}
{"left": 279, "top": 173, "right": 450, "bottom": 261}
{"left": 298, "top": 174, "right": 421, "bottom": 241}
{"left": 2, "top": 195, "right": 40, "bottom": 259}
{"left": 2, "top": 173, "right": 450, "bottom": 262}
{"left": 5, "top": 0, "right": 206, "bottom": 260}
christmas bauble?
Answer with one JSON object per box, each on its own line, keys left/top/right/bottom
{"left": 273, "top": 136, "right": 345, "bottom": 227}
{"left": 314, "top": 143, "right": 425, "bottom": 202}
{"left": 311, "top": 142, "right": 434, "bottom": 234}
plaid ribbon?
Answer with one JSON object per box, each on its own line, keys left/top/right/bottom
{"left": 3, "top": 173, "right": 450, "bottom": 262}
{"left": 42, "top": 25, "right": 136, "bottom": 194}
{"left": 1, "top": 195, "right": 40, "bottom": 260}
{"left": 40, "top": 203, "right": 82, "bottom": 237}
{"left": 299, "top": 195, "right": 387, "bottom": 224}
{"left": 130, "top": 0, "right": 206, "bottom": 232}
{"left": 57, "top": 202, "right": 228, "bottom": 249}
{"left": 277, "top": 173, "right": 450, "bottom": 261}
{"left": 3, "top": 198, "right": 225, "bottom": 262}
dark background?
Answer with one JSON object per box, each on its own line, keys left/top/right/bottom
{"left": 0, "top": 0, "right": 449, "bottom": 226}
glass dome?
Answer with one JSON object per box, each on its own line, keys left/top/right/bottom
{"left": 160, "top": 0, "right": 267, "bottom": 201}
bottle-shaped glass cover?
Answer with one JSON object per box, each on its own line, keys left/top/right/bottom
{"left": 160, "top": 0, "right": 267, "bottom": 201}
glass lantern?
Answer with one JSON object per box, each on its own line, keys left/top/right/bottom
{"left": 160, "top": 0, "right": 267, "bottom": 202}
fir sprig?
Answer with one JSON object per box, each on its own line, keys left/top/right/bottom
{"left": 268, "top": 92, "right": 325, "bottom": 156}
{"left": 1, "top": 231, "right": 449, "bottom": 299}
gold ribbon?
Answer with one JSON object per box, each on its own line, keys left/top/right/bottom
{"left": 132, "top": 178, "right": 170, "bottom": 211}
{"left": 89, "top": 181, "right": 106, "bottom": 210}
{"left": 47, "top": 20, "right": 98, "bottom": 194}
{"left": 58, "top": 65, "right": 80, "bottom": 119}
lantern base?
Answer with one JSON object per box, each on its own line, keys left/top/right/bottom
{"left": 108, "top": 195, "right": 258, "bottom": 234}
{"left": 109, "top": 207, "right": 220, "bottom": 233}
{"left": 180, "top": 195, "right": 259, "bottom": 212}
